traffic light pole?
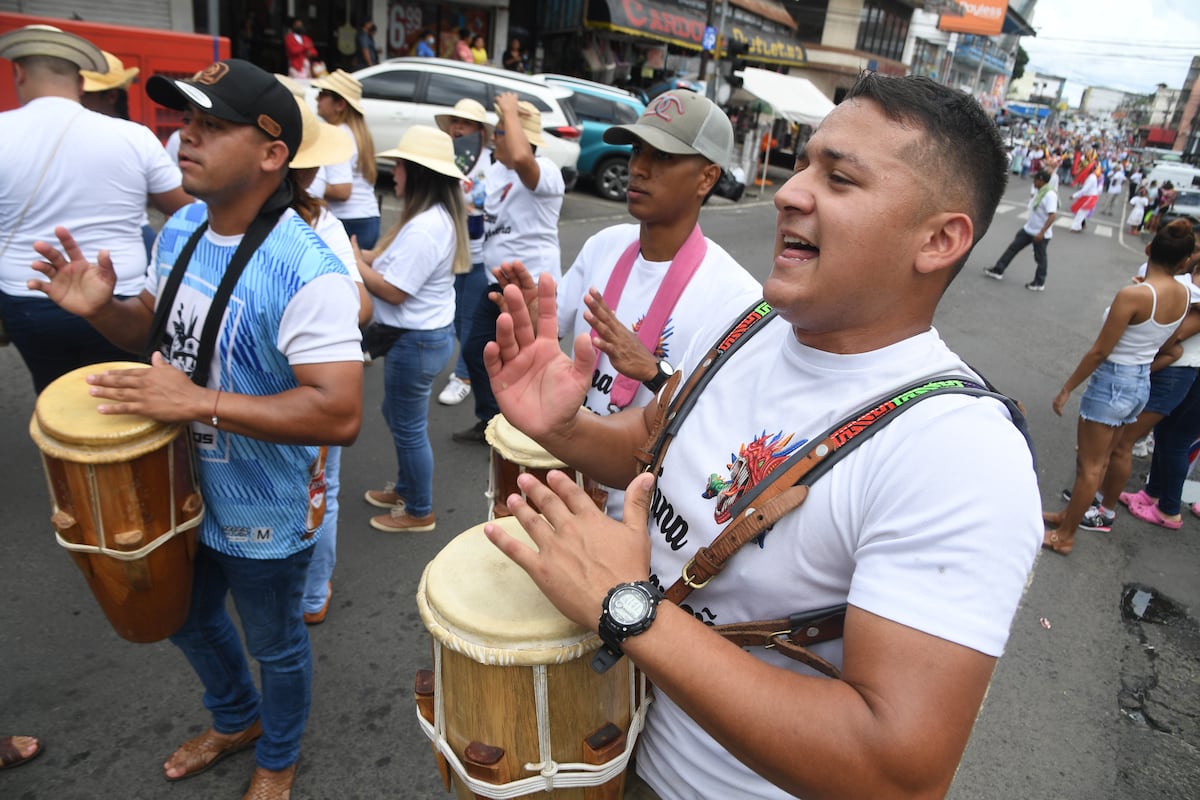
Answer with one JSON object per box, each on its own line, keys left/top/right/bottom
{"left": 698, "top": 0, "right": 718, "bottom": 80}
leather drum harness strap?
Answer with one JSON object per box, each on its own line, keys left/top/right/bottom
{"left": 635, "top": 300, "right": 1033, "bottom": 679}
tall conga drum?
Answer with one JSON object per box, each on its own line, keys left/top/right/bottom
{"left": 485, "top": 414, "right": 607, "bottom": 520}
{"left": 29, "top": 362, "right": 203, "bottom": 643}
{"left": 414, "top": 516, "right": 649, "bottom": 799}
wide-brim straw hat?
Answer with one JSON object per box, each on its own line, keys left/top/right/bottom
{"left": 0, "top": 24, "right": 106, "bottom": 72}
{"left": 81, "top": 50, "right": 138, "bottom": 92}
{"left": 496, "top": 99, "right": 545, "bottom": 147}
{"left": 290, "top": 95, "right": 354, "bottom": 169}
{"left": 435, "top": 98, "right": 495, "bottom": 136}
{"left": 378, "top": 125, "right": 466, "bottom": 180}
{"left": 311, "top": 69, "right": 364, "bottom": 114}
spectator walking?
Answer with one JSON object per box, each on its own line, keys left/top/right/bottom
{"left": 982, "top": 169, "right": 1057, "bottom": 290}
{"left": 1100, "top": 164, "right": 1126, "bottom": 216}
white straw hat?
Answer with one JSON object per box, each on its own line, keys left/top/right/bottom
{"left": 290, "top": 95, "right": 355, "bottom": 169}
{"left": 0, "top": 24, "right": 106, "bottom": 72}
{"left": 378, "top": 125, "right": 466, "bottom": 180}
{"left": 81, "top": 51, "right": 139, "bottom": 92}
{"left": 496, "top": 99, "right": 546, "bottom": 147}
{"left": 435, "top": 98, "right": 495, "bottom": 136}
{"left": 311, "top": 69, "right": 364, "bottom": 114}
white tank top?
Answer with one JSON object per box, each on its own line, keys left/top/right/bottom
{"left": 1107, "top": 282, "right": 1189, "bottom": 365}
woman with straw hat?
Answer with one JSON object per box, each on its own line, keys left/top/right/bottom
{"left": 80, "top": 50, "right": 138, "bottom": 118}
{"left": 312, "top": 69, "right": 381, "bottom": 249}
{"left": 433, "top": 97, "right": 495, "bottom": 407}
{"left": 360, "top": 126, "right": 469, "bottom": 532}
{"left": 282, "top": 87, "right": 375, "bottom": 624}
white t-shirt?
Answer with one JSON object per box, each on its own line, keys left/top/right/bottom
{"left": 1107, "top": 169, "right": 1126, "bottom": 194}
{"left": 312, "top": 206, "right": 362, "bottom": 284}
{"left": 635, "top": 316, "right": 1042, "bottom": 800}
{"left": 482, "top": 156, "right": 564, "bottom": 280}
{"left": 557, "top": 223, "right": 761, "bottom": 516}
{"left": 325, "top": 123, "right": 380, "bottom": 220}
{"left": 1023, "top": 184, "right": 1058, "bottom": 239}
{"left": 463, "top": 147, "right": 492, "bottom": 265}
{"left": 165, "top": 129, "right": 181, "bottom": 165}
{"left": 0, "top": 97, "right": 183, "bottom": 296}
{"left": 370, "top": 204, "right": 456, "bottom": 330}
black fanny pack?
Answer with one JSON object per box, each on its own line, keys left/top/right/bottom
{"left": 361, "top": 322, "right": 409, "bottom": 359}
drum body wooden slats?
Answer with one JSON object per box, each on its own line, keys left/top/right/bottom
{"left": 415, "top": 517, "right": 647, "bottom": 799}
{"left": 29, "top": 362, "right": 204, "bottom": 643}
{"left": 485, "top": 414, "right": 607, "bottom": 521}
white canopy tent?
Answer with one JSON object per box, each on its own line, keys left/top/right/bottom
{"left": 733, "top": 67, "right": 835, "bottom": 128}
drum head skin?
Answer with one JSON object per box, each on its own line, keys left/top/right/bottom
{"left": 485, "top": 415, "right": 567, "bottom": 469}
{"left": 30, "top": 362, "right": 178, "bottom": 462}
{"left": 417, "top": 516, "right": 599, "bottom": 665}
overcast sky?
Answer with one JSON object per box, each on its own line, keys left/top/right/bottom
{"left": 1021, "top": 0, "right": 1198, "bottom": 106}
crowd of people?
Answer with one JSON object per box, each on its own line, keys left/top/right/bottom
{"left": 1, "top": 18, "right": 1197, "bottom": 800}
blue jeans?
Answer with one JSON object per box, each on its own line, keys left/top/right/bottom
{"left": 463, "top": 283, "right": 501, "bottom": 424}
{"left": 0, "top": 292, "right": 136, "bottom": 393}
{"left": 1143, "top": 366, "right": 1197, "bottom": 416}
{"left": 1146, "top": 373, "right": 1200, "bottom": 515}
{"left": 382, "top": 324, "right": 455, "bottom": 515}
{"left": 453, "top": 262, "right": 488, "bottom": 379}
{"left": 992, "top": 228, "right": 1050, "bottom": 285}
{"left": 303, "top": 445, "right": 340, "bottom": 613}
{"left": 169, "top": 544, "right": 314, "bottom": 770}
{"left": 339, "top": 217, "right": 381, "bottom": 251}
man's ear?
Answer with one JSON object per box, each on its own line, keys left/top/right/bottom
{"left": 263, "top": 139, "right": 292, "bottom": 172}
{"left": 697, "top": 162, "right": 722, "bottom": 198}
{"left": 914, "top": 212, "right": 974, "bottom": 276}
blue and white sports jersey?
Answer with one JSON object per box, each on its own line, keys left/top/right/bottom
{"left": 149, "top": 202, "right": 362, "bottom": 558}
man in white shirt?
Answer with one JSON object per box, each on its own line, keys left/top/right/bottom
{"left": 1100, "top": 164, "right": 1127, "bottom": 216}
{"left": 0, "top": 25, "right": 191, "bottom": 392}
{"left": 479, "top": 72, "right": 1040, "bottom": 800}
{"left": 983, "top": 169, "right": 1058, "bottom": 290}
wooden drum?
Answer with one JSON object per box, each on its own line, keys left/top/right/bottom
{"left": 414, "top": 516, "right": 649, "bottom": 799}
{"left": 29, "top": 362, "right": 203, "bottom": 643}
{"left": 485, "top": 414, "right": 607, "bottom": 520}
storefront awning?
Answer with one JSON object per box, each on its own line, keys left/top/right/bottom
{"left": 733, "top": 67, "right": 834, "bottom": 127}
{"left": 586, "top": 0, "right": 807, "bottom": 67}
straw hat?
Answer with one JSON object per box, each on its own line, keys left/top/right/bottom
{"left": 290, "top": 96, "right": 354, "bottom": 169}
{"left": 496, "top": 99, "right": 545, "bottom": 147}
{"left": 81, "top": 51, "right": 139, "bottom": 92}
{"left": 378, "top": 125, "right": 466, "bottom": 180}
{"left": 274, "top": 72, "right": 306, "bottom": 98}
{"left": 0, "top": 24, "right": 106, "bottom": 72}
{"left": 311, "top": 69, "right": 364, "bottom": 114}
{"left": 435, "top": 98, "right": 495, "bottom": 136}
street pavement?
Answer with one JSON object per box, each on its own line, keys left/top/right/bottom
{"left": 1, "top": 170, "right": 1198, "bottom": 799}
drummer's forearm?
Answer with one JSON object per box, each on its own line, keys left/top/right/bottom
{"left": 538, "top": 403, "right": 652, "bottom": 489}
{"left": 198, "top": 362, "right": 363, "bottom": 446}
{"left": 85, "top": 294, "right": 156, "bottom": 354}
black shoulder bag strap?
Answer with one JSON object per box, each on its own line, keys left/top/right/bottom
{"left": 142, "top": 180, "right": 293, "bottom": 387}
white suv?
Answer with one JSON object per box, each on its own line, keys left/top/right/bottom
{"left": 333, "top": 58, "right": 583, "bottom": 189}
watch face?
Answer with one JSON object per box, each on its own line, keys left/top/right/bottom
{"left": 610, "top": 586, "right": 651, "bottom": 625}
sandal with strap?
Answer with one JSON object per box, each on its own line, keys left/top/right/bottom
{"left": 1042, "top": 530, "right": 1074, "bottom": 556}
{"left": 0, "top": 735, "right": 43, "bottom": 770}
{"left": 243, "top": 763, "right": 298, "bottom": 800}
{"left": 163, "top": 719, "right": 262, "bottom": 781}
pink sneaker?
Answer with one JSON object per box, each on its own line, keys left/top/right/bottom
{"left": 1128, "top": 501, "right": 1182, "bottom": 530}
{"left": 1190, "top": 502, "right": 1200, "bottom": 519}
{"left": 1118, "top": 490, "right": 1154, "bottom": 509}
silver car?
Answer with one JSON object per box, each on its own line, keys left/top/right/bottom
{"left": 330, "top": 58, "right": 583, "bottom": 190}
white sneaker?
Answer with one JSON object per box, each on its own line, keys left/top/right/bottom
{"left": 438, "top": 375, "right": 471, "bottom": 405}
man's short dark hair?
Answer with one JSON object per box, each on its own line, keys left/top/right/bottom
{"left": 843, "top": 72, "right": 1008, "bottom": 250}
{"left": 1034, "top": 169, "right": 1051, "bottom": 183}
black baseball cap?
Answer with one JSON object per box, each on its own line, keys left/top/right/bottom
{"left": 147, "top": 59, "right": 301, "bottom": 159}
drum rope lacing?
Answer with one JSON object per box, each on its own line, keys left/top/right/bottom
{"left": 49, "top": 441, "right": 204, "bottom": 561}
{"left": 416, "top": 639, "right": 652, "bottom": 798}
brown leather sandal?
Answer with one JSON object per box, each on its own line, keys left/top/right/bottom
{"left": 0, "top": 736, "right": 43, "bottom": 770}
{"left": 163, "top": 719, "right": 262, "bottom": 781}
{"left": 243, "top": 763, "right": 297, "bottom": 800}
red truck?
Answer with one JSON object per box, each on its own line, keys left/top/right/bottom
{"left": 0, "top": 12, "right": 230, "bottom": 142}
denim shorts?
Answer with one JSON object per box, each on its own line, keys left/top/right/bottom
{"left": 1144, "top": 366, "right": 1199, "bottom": 416}
{"left": 1079, "top": 360, "right": 1150, "bottom": 426}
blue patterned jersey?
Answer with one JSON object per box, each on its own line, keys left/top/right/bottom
{"left": 149, "top": 202, "right": 361, "bottom": 558}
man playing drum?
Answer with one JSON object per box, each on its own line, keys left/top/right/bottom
{"left": 482, "top": 73, "right": 1042, "bottom": 799}
{"left": 28, "top": 60, "right": 362, "bottom": 800}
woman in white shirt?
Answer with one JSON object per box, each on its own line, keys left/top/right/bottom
{"left": 313, "top": 70, "right": 381, "bottom": 249}
{"left": 359, "top": 126, "right": 468, "bottom": 532}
